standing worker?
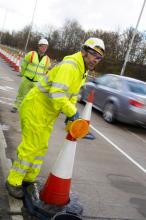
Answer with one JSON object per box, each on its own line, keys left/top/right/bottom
{"left": 11, "top": 38, "right": 51, "bottom": 113}
{"left": 6, "top": 37, "right": 105, "bottom": 199}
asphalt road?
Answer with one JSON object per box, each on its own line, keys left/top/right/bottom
{"left": 0, "top": 57, "right": 146, "bottom": 220}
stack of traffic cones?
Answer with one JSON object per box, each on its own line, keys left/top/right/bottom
{"left": 9, "top": 53, "right": 16, "bottom": 68}
{"left": 13, "top": 53, "right": 21, "bottom": 72}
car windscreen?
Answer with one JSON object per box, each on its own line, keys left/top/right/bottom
{"left": 127, "top": 80, "right": 146, "bottom": 95}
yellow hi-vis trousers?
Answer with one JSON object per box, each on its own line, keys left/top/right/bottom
{"left": 14, "top": 76, "right": 34, "bottom": 110}
{"left": 7, "top": 87, "right": 59, "bottom": 186}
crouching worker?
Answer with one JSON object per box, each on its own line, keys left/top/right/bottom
{"left": 6, "top": 37, "right": 105, "bottom": 199}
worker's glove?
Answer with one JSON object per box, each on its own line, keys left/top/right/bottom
{"left": 64, "top": 111, "right": 80, "bottom": 133}
{"left": 64, "top": 111, "right": 80, "bottom": 124}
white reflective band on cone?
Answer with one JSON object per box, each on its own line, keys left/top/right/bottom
{"left": 51, "top": 140, "right": 77, "bottom": 179}
{"left": 81, "top": 102, "right": 92, "bottom": 121}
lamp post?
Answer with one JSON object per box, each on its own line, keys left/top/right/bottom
{"left": 24, "top": 0, "right": 38, "bottom": 52}
{"left": 120, "top": 0, "right": 146, "bottom": 76}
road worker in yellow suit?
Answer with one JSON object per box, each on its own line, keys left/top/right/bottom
{"left": 11, "top": 38, "right": 51, "bottom": 113}
{"left": 6, "top": 37, "right": 105, "bottom": 199}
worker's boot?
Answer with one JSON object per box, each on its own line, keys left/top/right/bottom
{"left": 22, "top": 181, "right": 36, "bottom": 187}
{"left": 10, "top": 107, "right": 18, "bottom": 113}
{"left": 6, "top": 181, "right": 24, "bottom": 199}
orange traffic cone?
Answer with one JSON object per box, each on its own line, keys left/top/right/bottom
{"left": 40, "top": 120, "right": 88, "bottom": 206}
{"left": 81, "top": 90, "right": 95, "bottom": 122}
{"left": 40, "top": 133, "right": 76, "bottom": 205}
{"left": 14, "top": 54, "right": 21, "bottom": 72}
{"left": 82, "top": 90, "right": 95, "bottom": 140}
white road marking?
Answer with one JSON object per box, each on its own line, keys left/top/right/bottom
{"left": 0, "top": 124, "right": 10, "bottom": 131}
{"left": 0, "top": 76, "right": 13, "bottom": 82}
{"left": 0, "top": 96, "right": 15, "bottom": 101}
{"left": 90, "top": 124, "right": 146, "bottom": 173}
{"left": 0, "top": 86, "right": 14, "bottom": 91}
{"left": 0, "top": 100, "right": 13, "bottom": 105}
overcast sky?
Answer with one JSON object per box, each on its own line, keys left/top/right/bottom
{"left": 0, "top": 0, "right": 146, "bottom": 34}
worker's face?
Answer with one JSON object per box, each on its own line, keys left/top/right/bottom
{"left": 82, "top": 49, "right": 103, "bottom": 71}
{"left": 38, "top": 44, "right": 48, "bottom": 54}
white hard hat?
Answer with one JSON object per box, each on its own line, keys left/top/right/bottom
{"left": 38, "top": 38, "right": 48, "bottom": 45}
{"left": 82, "top": 37, "right": 105, "bottom": 56}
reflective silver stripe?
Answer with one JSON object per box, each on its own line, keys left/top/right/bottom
{"left": 44, "top": 75, "right": 49, "bottom": 83}
{"left": 48, "top": 92, "right": 67, "bottom": 98}
{"left": 12, "top": 166, "right": 27, "bottom": 174}
{"left": 31, "top": 63, "right": 45, "bottom": 69}
{"left": 58, "top": 60, "right": 77, "bottom": 69}
{"left": 16, "top": 159, "right": 32, "bottom": 166}
{"left": 37, "top": 59, "right": 77, "bottom": 97}
{"left": 35, "top": 73, "right": 44, "bottom": 76}
{"left": 39, "top": 65, "right": 46, "bottom": 69}
{"left": 37, "top": 82, "right": 49, "bottom": 93}
{"left": 35, "top": 65, "right": 45, "bottom": 70}
{"left": 51, "top": 82, "right": 68, "bottom": 90}
{"left": 31, "top": 164, "right": 42, "bottom": 169}
{"left": 37, "top": 82, "right": 77, "bottom": 99}
{"left": 37, "top": 81, "right": 68, "bottom": 95}
{"left": 35, "top": 156, "right": 44, "bottom": 160}
{"left": 24, "top": 61, "right": 45, "bottom": 69}
{"left": 26, "top": 68, "right": 44, "bottom": 75}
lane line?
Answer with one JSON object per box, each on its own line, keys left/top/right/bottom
{"left": 0, "top": 100, "right": 13, "bottom": 105}
{"left": 0, "top": 86, "right": 14, "bottom": 91}
{"left": 90, "top": 124, "right": 146, "bottom": 173}
{"left": 0, "top": 96, "right": 15, "bottom": 101}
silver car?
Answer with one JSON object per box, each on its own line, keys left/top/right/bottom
{"left": 79, "top": 74, "right": 146, "bottom": 127}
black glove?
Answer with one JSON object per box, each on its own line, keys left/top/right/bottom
{"left": 64, "top": 111, "right": 80, "bottom": 124}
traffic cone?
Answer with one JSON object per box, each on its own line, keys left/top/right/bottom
{"left": 81, "top": 89, "right": 94, "bottom": 122}
{"left": 13, "top": 54, "right": 21, "bottom": 72}
{"left": 82, "top": 90, "right": 96, "bottom": 140}
{"left": 40, "top": 132, "right": 77, "bottom": 205}
{"left": 9, "top": 54, "right": 16, "bottom": 68}
{"left": 40, "top": 120, "right": 88, "bottom": 206}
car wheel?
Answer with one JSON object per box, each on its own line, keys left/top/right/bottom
{"left": 103, "top": 103, "right": 115, "bottom": 123}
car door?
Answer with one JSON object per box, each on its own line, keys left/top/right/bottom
{"left": 93, "top": 75, "right": 112, "bottom": 110}
{"left": 94, "top": 75, "right": 121, "bottom": 111}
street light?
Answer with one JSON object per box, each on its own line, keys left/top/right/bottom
{"left": 120, "top": 0, "right": 146, "bottom": 76}
{"left": 24, "top": 0, "right": 38, "bottom": 52}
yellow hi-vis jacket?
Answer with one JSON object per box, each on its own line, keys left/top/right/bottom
{"left": 21, "top": 51, "right": 50, "bottom": 82}
{"left": 37, "top": 51, "right": 87, "bottom": 117}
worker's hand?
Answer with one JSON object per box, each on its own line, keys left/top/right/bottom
{"left": 64, "top": 111, "right": 80, "bottom": 124}
{"left": 64, "top": 111, "right": 80, "bottom": 133}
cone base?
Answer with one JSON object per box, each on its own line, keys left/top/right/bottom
{"left": 23, "top": 182, "right": 83, "bottom": 219}
{"left": 40, "top": 173, "right": 71, "bottom": 206}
